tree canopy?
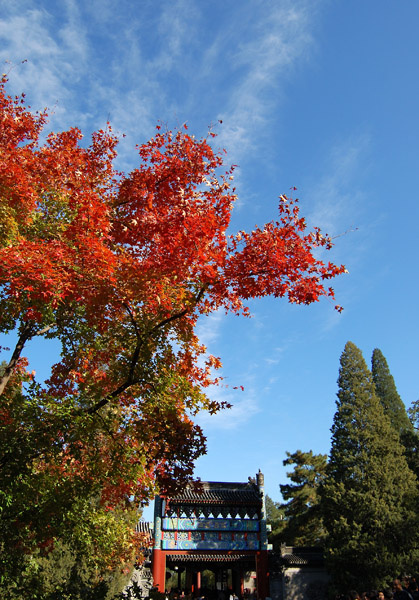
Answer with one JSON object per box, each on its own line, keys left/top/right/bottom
{"left": 0, "top": 77, "right": 346, "bottom": 596}
{"left": 371, "top": 348, "right": 413, "bottom": 435}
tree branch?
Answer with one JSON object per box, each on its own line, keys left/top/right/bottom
{"left": 0, "top": 322, "right": 55, "bottom": 396}
{"left": 85, "top": 284, "right": 209, "bottom": 416}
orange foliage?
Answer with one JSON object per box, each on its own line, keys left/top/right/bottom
{"left": 0, "top": 77, "right": 345, "bottom": 564}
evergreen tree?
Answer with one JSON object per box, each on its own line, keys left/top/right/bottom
{"left": 371, "top": 348, "right": 413, "bottom": 434}
{"left": 277, "top": 450, "right": 327, "bottom": 546}
{"left": 371, "top": 349, "right": 419, "bottom": 481}
{"left": 322, "top": 342, "right": 418, "bottom": 593}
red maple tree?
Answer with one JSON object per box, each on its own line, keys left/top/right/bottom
{"left": 0, "top": 76, "right": 345, "bottom": 571}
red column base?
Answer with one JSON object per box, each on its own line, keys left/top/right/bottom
{"left": 152, "top": 549, "right": 166, "bottom": 593}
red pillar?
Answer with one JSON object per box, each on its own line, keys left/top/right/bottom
{"left": 152, "top": 548, "right": 166, "bottom": 592}
{"left": 256, "top": 550, "right": 269, "bottom": 600}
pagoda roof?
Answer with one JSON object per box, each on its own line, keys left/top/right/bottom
{"left": 276, "top": 546, "right": 325, "bottom": 568}
{"left": 168, "top": 481, "right": 262, "bottom": 506}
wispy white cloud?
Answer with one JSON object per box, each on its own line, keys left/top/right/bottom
{"left": 215, "top": 2, "right": 319, "bottom": 163}
{"left": 196, "top": 310, "right": 225, "bottom": 348}
{"left": 1, "top": 8, "right": 100, "bottom": 119}
{"left": 307, "top": 134, "right": 371, "bottom": 237}
{"left": 0, "top": 0, "right": 320, "bottom": 175}
{"left": 196, "top": 385, "right": 260, "bottom": 431}
{"left": 265, "top": 357, "right": 280, "bottom": 365}
{"left": 155, "top": 0, "right": 200, "bottom": 70}
{"left": 0, "top": 0, "right": 208, "bottom": 162}
{"left": 302, "top": 133, "right": 372, "bottom": 332}
{"left": 60, "top": 0, "right": 88, "bottom": 61}
{"left": 264, "top": 345, "right": 285, "bottom": 366}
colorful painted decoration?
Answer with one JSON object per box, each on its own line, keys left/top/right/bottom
{"left": 161, "top": 517, "right": 260, "bottom": 531}
{"left": 161, "top": 539, "right": 260, "bottom": 550}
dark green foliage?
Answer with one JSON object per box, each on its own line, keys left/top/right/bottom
{"left": 400, "top": 428, "right": 419, "bottom": 481}
{"left": 0, "top": 363, "right": 141, "bottom": 599}
{"left": 321, "top": 342, "right": 419, "bottom": 593}
{"left": 371, "top": 350, "right": 419, "bottom": 484}
{"left": 0, "top": 540, "right": 132, "bottom": 600}
{"left": 408, "top": 399, "right": 419, "bottom": 430}
{"left": 265, "top": 495, "right": 285, "bottom": 540}
{"left": 405, "top": 400, "right": 419, "bottom": 479}
{"left": 275, "top": 450, "right": 327, "bottom": 546}
{"left": 371, "top": 348, "right": 413, "bottom": 435}
{"left": 0, "top": 513, "right": 135, "bottom": 599}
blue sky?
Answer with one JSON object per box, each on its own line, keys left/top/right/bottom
{"left": 1, "top": 0, "right": 418, "bottom": 518}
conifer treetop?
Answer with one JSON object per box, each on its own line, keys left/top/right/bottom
{"left": 371, "top": 348, "right": 413, "bottom": 435}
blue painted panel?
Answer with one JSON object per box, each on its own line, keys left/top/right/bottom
{"left": 161, "top": 539, "right": 260, "bottom": 550}
{"left": 162, "top": 518, "right": 259, "bottom": 532}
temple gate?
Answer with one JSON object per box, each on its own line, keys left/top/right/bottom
{"left": 152, "top": 471, "right": 269, "bottom": 599}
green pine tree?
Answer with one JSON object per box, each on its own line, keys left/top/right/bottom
{"left": 371, "top": 348, "right": 413, "bottom": 434}
{"left": 322, "top": 342, "right": 418, "bottom": 593}
{"left": 276, "top": 450, "right": 327, "bottom": 546}
{"left": 371, "top": 349, "right": 419, "bottom": 482}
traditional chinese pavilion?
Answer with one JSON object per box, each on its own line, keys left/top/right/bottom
{"left": 152, "top": 471, "right": 269, "bottom": 599}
